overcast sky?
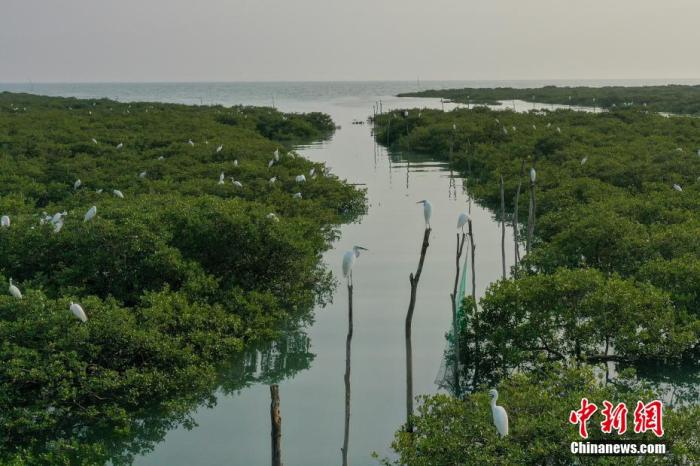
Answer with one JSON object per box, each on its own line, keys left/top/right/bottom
{"left": 2, "top": 0, "right": 699, "bottom": 83}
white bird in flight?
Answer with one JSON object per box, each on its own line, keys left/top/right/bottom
{"left": 489, "top": 389, "right": 509, "bottom": 438}
{"left": 70, "top": 301, "right": 88, "bottom": 322}
{"left": 84, "top": 206, "right": 97, "bottom": 222}
{"left": 113, "top": 189, "right": 124, "bottom": 199}
{"left": 1, "top": 215, "right": 10, "bottom": 228}
{"left": 8, "top": 278, "right": 22, "bottom": 299}
{"left": 457, "top": 212, "right": 470, "bottom": 232}
{"left": 342, "top": 245, "right": 368, "bottom": 285}
{"left": 416, "top": 200, "right": 432, "bottom": 228}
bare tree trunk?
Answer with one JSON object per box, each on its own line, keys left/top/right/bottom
{"left": 467, "top": 220, "right": 480, "bottom": 386}
{"left": 513, "top": 161, "right": 524, "bottom": 268}
{"left": 450, "top": 233, "right": 467, "bottom": 395}
{"left": 270, "top": 385, "right": 282, "bottom": 466}
{"left": 341, "top": 284, "right": 353, "bottom": 466}
{"left": 405, "top": 228, "right": 431, "bottom": 433}
{"left": 500, "top": 175, "right": 506, "bottom": 279}
{"left": 527, "top": 175, "right": 536, "bottom": 254}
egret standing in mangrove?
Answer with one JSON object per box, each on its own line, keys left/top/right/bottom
{"left": 8, "top": 279, "right": 22, "bottom": 299}
{"left": 84, "top": 206, "right": 97, "bottom": 222}
{"left": 489, "top": 389, "right": 509, "bottom": 438}
{"left": 70, "top": 301, "right": 88, "bottom": 322}
{"left": 417, "top": 200, "right": 432, "bottom": 229}
{"left": 1, "top": 215, "right": 10, "bottom": 228}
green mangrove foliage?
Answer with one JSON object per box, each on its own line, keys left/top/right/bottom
{"left": 399, "top": 84, "right": 700, "bottom": 115}
{"left": 0, "top": 93, "right": 365, "bottom": 464}
{"left": 375, "top": 105, "right": 700, "bottom": 463}
{"left": 381, "top": 365, "right": 700, "bottom": 465}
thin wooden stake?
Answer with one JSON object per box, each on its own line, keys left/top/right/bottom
{"left": 341, "top": 283, "right": 353, "bottom": 466}
{"left": 270, "top": 385, "right": 282, "bottom": 466}
{"left": 449, "top": 232, "right": 467, "bottom": 395}
{"left": 513, "top": 161, "right": 525, "bottom": 267}
{"left": 405, "top": 227, "right": 431, "bottom": 433}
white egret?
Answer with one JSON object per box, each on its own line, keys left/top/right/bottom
{"left": 503, "top": 127, "right": 508, "bottom": 135}
{"left": 116, "top": 142, "right": 123, "bottom": 149}
{"left": 84, "top": 206, "right": 97, "bottom": 222}
{"left": 51, "top": 212, "right": 66, "bottom": 224}
{"left": 269, "top": 177, "right": 277, "bottom": 184}
{"left": 532, "top": 125, "right": 537, "bottom": 130}
{"left": 546, "top": 122, "right": 551, "bottom": 128}
{"left": 53, "top": 219, "right": 64, "bottom": 233}
{"left": 92, "top": 138, "right": 98, "bottom": 144}
{"left": 8, "top": 279, "right": 22, "bottom": 299}
{"left": 489, "top": 389, "right": 509, "bottom": 437}
{"left": 96, "top": 189, "right": 103, "bottom": 194}
{"left": 216, "top": 144, "right": 223, "bottom": 153}
{"left": 556, "top": 127, "right": 561, "bottom": 133}
{"left": 512, "top": 125, "right": 516, "bottom": 131}
{"left": 309, "top": 168, "right": 315, "bottom": 177}
{"left": 530, "top": 168, "right": 537, "bottom": 183}
{"left": 233, "top": 160, "right": 239, "bottom": 167}
{"left": 457, "top": 212, "right": 470, "bottom": 232}
{"left": 70, "top": 301, "right": 88, "bottom": 322}
{"left": 218, "top": 172, "right": 225, "bottom": 185}
{"left": 581, "top": 157, "right": 588, "bottom": 166}
{"left": 139, "top": 171, "right": 147, "bottom": 178}
{"left": 296, "top": 175, "right": 306, "bottom": 183}
{"left": 342, "top": 245, "right": 368, "bottom": 285}
{"left": 268, "top": 159, "right": 275, "bottom": 168}
{"left": 113, "top": 189, "right": 124, "bottom": 199}
{"left": 673, "top": 184, "right": 683, "bottom": 192}
{"left": 74, "top": 179, "right": 82, "bottom": 190}
{"left": 1, "top": 215, "right": 10, "bottom": 228}
{"left": 188, "top": 139, "right": 195, "bottom": 146}
{"left": 274, "top": 149, "right": 280, "bottom": 161}
{"left": 266, "top": 213, "right": 279, "bottom": 222}
{"left": 231, "top": 179, "right": 243, "bottom": 188}
{"left": 416, "top": 200, "right": 432, "bottom": 228}
{"left": 292, "top": 192, "right": 302, "bottom": 199}
{"left": 158, "top": 156, "right": 165, "bottom": 160}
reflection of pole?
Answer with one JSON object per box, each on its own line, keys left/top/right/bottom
{"left": 405, "top": 228, "right": 431, "bottom": 433}
{"left": 500, "top": 175, "right": 506, "bottom": 279}
{"left": 526, "top": 171, "right": 536, "bottom": 255}
{"left": 450, "top": 233, "right": 467, "bottom": 395}
{"left": 341, "top": 283, "right": 353, "bottom": 466}
{"left": 270, "top": 385, "right": 282, "bottom": 466}
{"left": 467, "top": 220, "right": 479, "bottom": 386}
{"left": 513, "top": 161, "right": 524, "bottom": 268}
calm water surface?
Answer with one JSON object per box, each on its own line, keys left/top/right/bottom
{"left": 2, "top": 80, "right": 697, "bottom": 465}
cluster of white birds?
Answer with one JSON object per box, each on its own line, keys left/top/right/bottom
{"left": 7, "top": 278, "right": 87, "bottom": 322}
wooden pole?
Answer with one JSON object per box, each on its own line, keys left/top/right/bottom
{"left": 527, "top": 169, "right": 536, "bottom": 254}
{"left": 341, "top": 283, "right": 353, "bottom": 466}
{"left": 405, "top": 227, "right": 431, "bottom": 433}
{"left": 450, "top": 232, "right": 467, "bottom": 395}
{"left": 270, "top": 385, "right": 282, "bottom": 466}
{"left": 500, "top": 175, "right": 506, "bottom": 279}
{"left": 467, "top": 219, "right": 479, "bottom": 385}
{"left": 513, "top": 161, "right": 524, "bottom": 267}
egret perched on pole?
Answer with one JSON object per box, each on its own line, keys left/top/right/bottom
{"left": 8, "top": 279, "right": 22, "bottom": 299}
{"left": 416, "top": 200, "right": 432, "bottom": 229}
{"left": 70, "top": 301, "right": 88, "bottom": 322}
{"left": 489, "top": 389, "right": 509, "bottom": 437}
{"left": 84, "top": 206, "right": 97, "bottom": 222}
{"left": 342, "top": 246, "right": 368, "bottom": 286}
{"left": 1, "top": 215, "right": 10, "bottom": 228}
{"left": 457, "top": 212, "right": 470, "bottom": 232}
